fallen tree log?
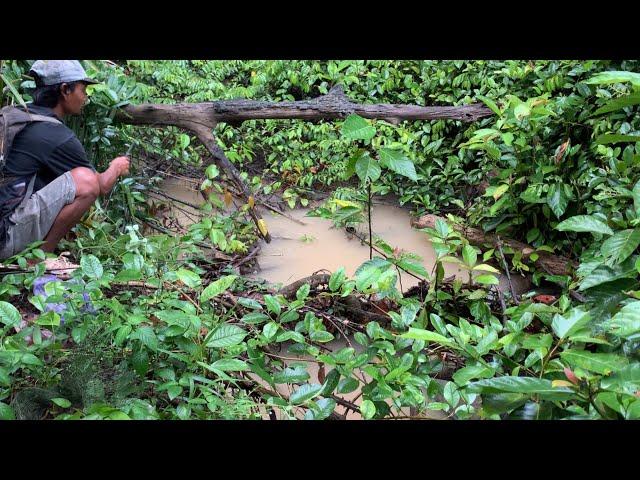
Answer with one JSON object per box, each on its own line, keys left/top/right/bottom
{"left": 115, "top": 85, "right": 493, "bottom": 243}
{"left": 411, "top": 214, "right": 577, "bottom": 276}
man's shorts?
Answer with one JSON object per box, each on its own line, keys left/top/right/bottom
{"left": 0, "top": 172, "right": 76, "bottom": 259}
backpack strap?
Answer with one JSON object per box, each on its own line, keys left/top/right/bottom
{"left": 17, "top": 175, "right": 37, "bottom": 211}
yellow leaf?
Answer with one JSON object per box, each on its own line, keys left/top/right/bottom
{"left": 248, "top": 196, "right": 255, "bottom": 208}
{"left": 552, "top": 380, "right": 574, "bottom": 388}
{"left": 224, "top": 190, "right": 233, "bottom": 207}
{"left": 257, "top": 219, "right": 269, "bottom": 237}
{"left": 493, "top": 184, "right": 509, "bottom": 200}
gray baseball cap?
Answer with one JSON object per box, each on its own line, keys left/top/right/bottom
{"left": 29, "top": 60, "right": 100, "bottom": 86}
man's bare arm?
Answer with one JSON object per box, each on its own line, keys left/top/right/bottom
{"left": 97, "top": 156, "right": 130, "bottom": 196}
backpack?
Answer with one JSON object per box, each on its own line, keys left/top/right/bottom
{"left": 0, "top": 105, "right": 62, "bottom": 246}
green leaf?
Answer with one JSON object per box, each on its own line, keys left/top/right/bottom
{"left": 556, "top": 215, "right": 614, "bottom": 236}
{"left": 206, "top": 324, "right": 247, "bottom": 348}
{"left": 51, "top": 397, "right": 72, "bottom": 408}
{"left": 341, "top": 114, "right": 376, "bottom": 141}
{"left": 296, "top": 283, "right": 311, "bottom": 301}
{"left": 80, "top": 254, "right": 103, "bottom": 279}
{"left": 210, "top": 358, "right": 249, "bottom": 371}
{"left": 319, "top": 369, "right": 340, "bottom": 396}
{"left": 476, "top": 95, "right": 501, "bottom": 116}
{"left": 585, "top": 70, "right": 640, "bottom": 87}
{"left": 600, "top": 364, "right": 640, "bottom": 392}
{"left": 263, "top": 295, "right": 282, "bottom": 316}
{"left": 546, "top": 184, "right": 569, "bottom": 218}
{"left": 337, "top": 377, "right": 359, "bottom": 394}
{"left": 329, "top": 267, "right": 346, "bottom": 292}
{"left": 399, "top": 327, "right": 459, "bottom": 349}
{"left": 378, "top": 149, "right": 417, "bottom": 181}
{"left": 360, "top": 399, "right": 376, "bottom": 419}
{"left": 475, "top": 274, "right": 499, "bottom": 285}
{"left": 560, "top": 350, "right": 628, "bottom": 375}
{"left": 241, "top": 312, "right": 270, "bottom": 324}
{"left": 201, "top": 275, "right": 237, "bottom": 302}
{"left": 0, "top": 402, "right": 15, "bottom": 420}
{"left": 263, "top": 321, "right": 279, "bottom": 340}
{"left": 595, "top": 134, "right": 640, "bottom": 145}
{"left": 579, "top": 258, "right": 637, "bottom": 291}
{"left": 468, "top": 376, "right": 575, "bottom": 400}
{"left": 310, "top": 398, "right": 337, "bottom": 420}
{"left": 593, "top": 93, "right": 640, "bottom": 115}
{"left": 551, "top": 308, "right": 591, "bottom": 340}
{"left": 273, "top": 366, "right": 310, "bottom": 384}
{"left": 289, "top": 383, "right": 322, "bottom": 405}
{"left": 462, "top": 245, "right": 477, "bottom": 268}
{"left": 0, "top": 301, "right": 20, "bottom": 327}
{"left": 134, "top": 326, "right": 158, "bottom": 351}
{"left": 606, "top": 301, "right": 640, "bottom": 338}
{"left": 601, "top": 229, "right": 640, "bottom": 265}
{"left": 453, "top": 364, "right": 495, "bottom": 386}
{"left": 355, "top": 153, "right": 381, "bottom": 183}
{"left": 355, "top": 257, "right": 389, "bottom": 291}
{"left": 514, "top": 103, "right": 531, "bottom": 120}
{"left": 176, "top": 268, "right": 201, "bottom": 288}
{"left": 0, "top": 367, "right": 10, "bottom": 387}
{"left": 114, "top": 268, "right": 142, "bottom": 282}
{"left": 634, "top": 180, "right": 640, "bottom": 217}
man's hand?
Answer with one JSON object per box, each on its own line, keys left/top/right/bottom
{"left": 110, "top": 156, "right": 130, "bottom": 177}
{"left": 98, "top": 156, "right": 131, "bottom": 196}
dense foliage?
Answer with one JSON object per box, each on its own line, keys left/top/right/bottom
{"left": 1, "top": 60, "right": 640, "bottom": 420}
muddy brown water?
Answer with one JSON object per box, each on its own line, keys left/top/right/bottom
{"left": 156, "top": 177, "right": 520, "bottom": 419}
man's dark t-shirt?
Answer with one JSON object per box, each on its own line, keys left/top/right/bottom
{"left": 0, "top": 104, "right": 95, "bottom": 225}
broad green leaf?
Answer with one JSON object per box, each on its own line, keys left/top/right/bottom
{"left": 319, "top": 369, "right": 340, "bottom": 396}
{"left": 606, "top": 301, "right": 640, "bottom": 338}
{"left": 355, "top": 153, "right": 381, "bottom": 183}
{"left": 556, "top": 215, "right": 614, "bottom": 236}
{"left": 378, "top": 148, "right": 417, "bottom": 181}
{"left": 634, "top": 180, "right": 640, "bottom": 217}
{"left": 579, "top": 258, "right": 637, "bottom": 291}
{"left": 595, "top": 134, "right": 640, "bottom": 145}
{"left": 114, "top": 268, "right": 142, "bottom": 282}
{"left": 400, "top": 327, "right": 459, "bottom": 349}
{"left": 476, "top": 94, "right": 501, "bottom": 116}
{"left": 273, "top": 366, "right": 310, "bottom": 384}
{"left": 341, "top": 114, "right": 376, "bottom": 141}
{"left": 134, "top": 326, "right": 158, "bottom": 351}
{"left": 551, "top": 308, "right": 591, "bottom": 339}
{"left": 176, "top": 268, "right": 201, "bottom": 288}
{"left": 51, "top": 398, "right": 72, "bottom": 408}
{"left": 600, "top": 364, "right": 640, "bottom": 392}
{"left": 468, "top": 376, "right": 575, "bottom": 400}
{"left": 585, "top": 70, "right": 640, "bottom": 87}
{"left": 296, "top": 283, "right": 311, "bottom": 301}
{"left": 263, "top": 295, "right": 282, "bottom": 316}
{"left": 0, "top": 301, "right": 20, "bottom": 327}
{"left": 263, "top": 321, "right": 279, "bottom": 340}
{"left": 546, "top": 184, "right": 569, "bottom": 218}
{"left": 329, "top": 267, "right": 346, "bottom": 291}
{"left": 354, "top": 257, "right": 388, "bottom": 291}
{"left": 462, "top": 245, "right": 477, "bottom": 268}
{"left": 201, "top": 275, "right": 237, "bottom": 302}
{"left": 289, "top": 383, "right": 322, "bottom": 405}
{"left": 593, "top": 93, "right": 640, "bottom": 115}
{"left": 210, "top": 358, "right": 249, "bottom": 371}
{"left": 360, "top": 399, "right": 376, "bottom": 419}
{"left": 560, "top": 350, "right": 628, "bottom": 375}
{"left": 601, "top": 229, "right": 640, "bottom": 264}
{"left": 310, "top": 398, "right": 337, "bottom": 420}
{"left": 80, "top": 254, "right": 103, "bottom": 279}
{"left": 453, "top": 364, "right": 495, "bottom": 386}
{"left": 475, "top": 274, "right": 499, "bottom": 285}
{"left": 0, "top": 402, "right": 15, "bottom": 420}
{"left": 206, "top": 324, "right": 247, "bottom": 348}
{"left": 241, "top": 312, "right": 270, "bottom": 324}
{"left": 337, "top": 377, "right": 359, "bottom": 394}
